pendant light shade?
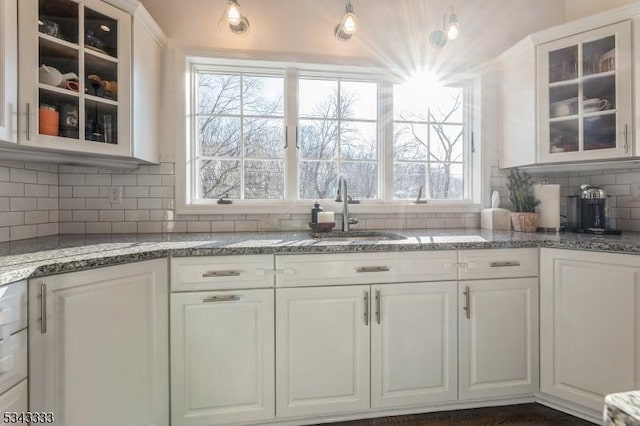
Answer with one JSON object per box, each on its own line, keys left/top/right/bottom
{"left": 334, "top": 1, "right": 358, "bottom": 42}
{"left": 218, "top": 0, "right": 250, "bottom": 36}
{"left": 429, "top": 5, "right": 460, "bottom": 48}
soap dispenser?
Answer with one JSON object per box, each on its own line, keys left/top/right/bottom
{"left": 311, "top": 201, "right": 323, "bottom": 223}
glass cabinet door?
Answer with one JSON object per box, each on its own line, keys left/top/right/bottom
{"left": 19, "top": 0, "right": 131, "bottom": 156}
{"left": 539, "top": 21, "right": 632, "bottom": 163}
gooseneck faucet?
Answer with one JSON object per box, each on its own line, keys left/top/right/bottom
{"left": 335, "top": 174, "right": 359, "bottom": 232}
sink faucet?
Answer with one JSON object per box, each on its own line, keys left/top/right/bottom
{"left": 335, "top": 174, "right": 359, "bottom": 232}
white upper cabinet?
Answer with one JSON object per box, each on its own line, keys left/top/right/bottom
{"left": 0, "top": 0, "right": 17, "bottom": 144}
{"left": 18, "top": 0, "right": 132, "bottom": 157}
{"left": 538, "top": 21, "right": 632, "bottom": 163}
{"left": 498, "top": 5, "right": 640, "bottom": 169}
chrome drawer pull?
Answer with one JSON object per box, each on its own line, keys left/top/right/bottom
{"left": 202, "top": 270, "right": 241, "bottom": 278}
{"left": 202, "top": 295, "right": 240, "bottom": 303}
{"left": 40, "top": 283, "right": 47, "bottom": 334}
{"left": 490, "top": 261, "right": 521, "bottom": 268}
{"left": 463, "top": 286, "right": 470, "bottom": 319}
{"left": 364, "top": 291, "right": 369, "bottom": 325}
{"left": 356, "top": 266, "right": 390, "bottom": 273}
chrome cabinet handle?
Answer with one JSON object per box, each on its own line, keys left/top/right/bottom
{"left": 356, "top": 266, "right": 390, "bottom": 273}
{"left": 463, "top": 286, "right": 470, "bottom": 320}
{"left": 364, "top": 291, "right": 369, "bottom": 326}
{"left": 375, "top": 290, "right": 381, "bottom": 324}
{"left": 490, "top": 261, "right": 520, "bottom": 267}
{"left": 202, "top": 270, "right": 241, "bottom": 278}
{"left": 624, "top": 124, "right": 629, "bottom": 153}
{"left": 202, "top": 295, "right": 240, "bottom": 303}
{"left": 40, "top": 283, "right": 47, "bottom": 334}
{"left": 26, "top": 103, "right": 31, "bottom": 141}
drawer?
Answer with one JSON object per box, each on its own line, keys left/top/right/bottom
{"left": 0, "top": 330, "right": 27, "bottom": 396}
{"left": 0, "top": 379, "right": 28, "bottom": 423}
{"left": 0, "top": 281, "right": 26, "bottom": 335}
{"left": 458, "top": 248, "right": 539, "bottom": 280}
{"left": 275, "top": 251, "right": 458, "bottom": 287}
{"left": 171, "top": 255, "right": 274, "bottom": 291}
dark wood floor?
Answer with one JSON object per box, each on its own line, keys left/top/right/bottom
{"left": 322, "top": 404, "right": 595, "bottom": 425}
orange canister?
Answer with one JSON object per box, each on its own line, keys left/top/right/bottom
{"left": 39, "top": 105, "right": 59, "bottom": 136}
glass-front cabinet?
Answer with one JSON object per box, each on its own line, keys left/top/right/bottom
{"left": 18, "top": 0, "right": 131, "bottom": 156}
{"left": 538, "top": 21, "right": 632, "bottom": 163}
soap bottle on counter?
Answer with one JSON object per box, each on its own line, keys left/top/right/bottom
{"left": 311, "top": 201, "right": 323, "bottom": 223}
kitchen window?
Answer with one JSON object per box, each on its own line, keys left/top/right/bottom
{"left": 179, "top": 57, "right": 480, "bottom": 213}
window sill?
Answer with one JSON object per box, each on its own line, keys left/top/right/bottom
{"left": 176, "top": 201, "right": 482, "bottom": 216}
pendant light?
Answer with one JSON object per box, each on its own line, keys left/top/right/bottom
{"left": 218, "top": 0, "right": 250, "bottom": 36}
{"left": 429, "top": 5, "right": 459, "bottom": 49}
{"left": 334, "top": 0, "right": 358, "bottom": 42}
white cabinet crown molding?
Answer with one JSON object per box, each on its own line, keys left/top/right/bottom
{"left": 135, "top": 3, "right": 167, "bottom": 46}
{"left": 102, "top": 0, "right": 139, "bottom": 15}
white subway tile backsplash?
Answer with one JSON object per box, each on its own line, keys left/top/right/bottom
{"left": 10, "top": 198, "right": 36, "bottom": 212}
{"left": 25, "top": 184, "right": 49, "bottom": 197}
{"left": 10, "top": 168, "right": 37, "bottom": 184}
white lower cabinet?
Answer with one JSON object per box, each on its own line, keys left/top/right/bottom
{"left": 170, "top": 289, "right": 275, "bottom": 426}
{"left": 0, "top": 380, "right": 27, "bottom": 424}
{"left": 459, "top": 278, "right": 539, "bottom": 400}
{"left": 29, "top": 259, "right": 169, "bottom": 426}
{"left": 371, "top": 282, "right": 458, "bottom": 409}
{"left": 540, "top": 248, "right": 640, "bottom": 414}
{"left": 276, "top": 285, "right": 370, "bottom": 418}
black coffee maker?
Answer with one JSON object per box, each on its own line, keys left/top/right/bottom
{"left": 566, "top": 184, "right": 620, "bottom": 234}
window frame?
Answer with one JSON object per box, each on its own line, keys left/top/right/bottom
{"left": 176, "top": 52, "right": 482, "bottom": 215}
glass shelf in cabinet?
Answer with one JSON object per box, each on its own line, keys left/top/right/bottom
{"left": 38, "top": 83, "right": 80, "bottom": 98}
{"left": 84, "top": 46, "right": 118, "bottom": 63}
{"left": 549, "top": 114, "right": 579, "bottom": 123}
{"left": 85, "top": 93, "right": 118, "bottom": 107}
{"left": 38, "top": 33, "right": 79, "bottom": 51}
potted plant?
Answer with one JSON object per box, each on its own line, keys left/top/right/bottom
{"left": 506, "top": 170, "right": 540, "bottom": 232}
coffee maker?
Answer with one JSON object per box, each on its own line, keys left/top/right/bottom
{"left": 566, "top": 184, "right": 620, "bottom": 234}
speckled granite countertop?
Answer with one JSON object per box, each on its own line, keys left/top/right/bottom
{"left": 2, "top": 229, "right": 640, "bottom": 285}
{"left": 604, "top": 391, "right": 640, "bottom": 425}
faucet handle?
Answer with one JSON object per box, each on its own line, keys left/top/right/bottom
{"left": 348, "top": 217, "right": 359, "bottom": 225}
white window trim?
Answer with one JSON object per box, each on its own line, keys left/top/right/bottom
{"left": 174, "top": 48, "right": 483, "bottom": 215}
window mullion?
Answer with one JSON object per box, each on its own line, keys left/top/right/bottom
{"left": 425, "top": 106, "right": 432, "bottom": 200}
{"left": 285, "top": 67, "right": 299, "bottom": 202}
{"left": 239, "top": 75, "right": 245, "bottom": 200}
{"left": 382, "top": 79, "right": 393, "bottom": 202}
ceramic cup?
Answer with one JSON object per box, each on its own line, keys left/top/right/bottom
{"left": 583, "top": 98, "right": 609, "bottom": 113}
{"left": 551, "top": 98, "right": 578, "bottom": 117}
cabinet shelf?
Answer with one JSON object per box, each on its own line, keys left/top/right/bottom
{"left": 549, "top": 114, "right": 578, "bottom": 123}
{"left": 38, "top": 33, "right": 79, "bottom": 51}
{"left": 84, "top": 46, "right": 118, "bottom": 63}
{"left": 38, "top": 83, "right": 79, "bottom": 98}
{"left": 85, "top": 93, "right": 117, "bottom": 106}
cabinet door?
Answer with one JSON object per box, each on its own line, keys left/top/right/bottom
{"left": 170, "top": 289, "right": 275, "bottom": 426}
{"left": 459, "top": 278, "right": 539, "bottom": 400}
{"left": 276, "top": 286, "right": 370, "bottom": 418}
{"left": 540, "top": 249, "right": 640, "bottom": 413}
{"left": 538, "top": 21, "right": 632, "bottom": 163}
{"left": 0, "top": 380, "right": 28, "bottom": 423}
{"left": 0, "top": 0, "right": 17, "bottom": 143}
{"left": 371, "top": 282, "right": 457, "bottom": 409}
{"left": 18, "top": 0, "right": 131, "bottom": 156}
{"left": 29, "top": 259, "right": 169, "bottom": 426}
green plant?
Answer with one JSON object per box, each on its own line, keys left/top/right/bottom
{"left": 506, "top": 170, "right": 540, "bottom": 212}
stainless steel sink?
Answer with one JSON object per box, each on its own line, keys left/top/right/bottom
{"left": 312, "top": 231, "right": 408, "bottom": 242}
